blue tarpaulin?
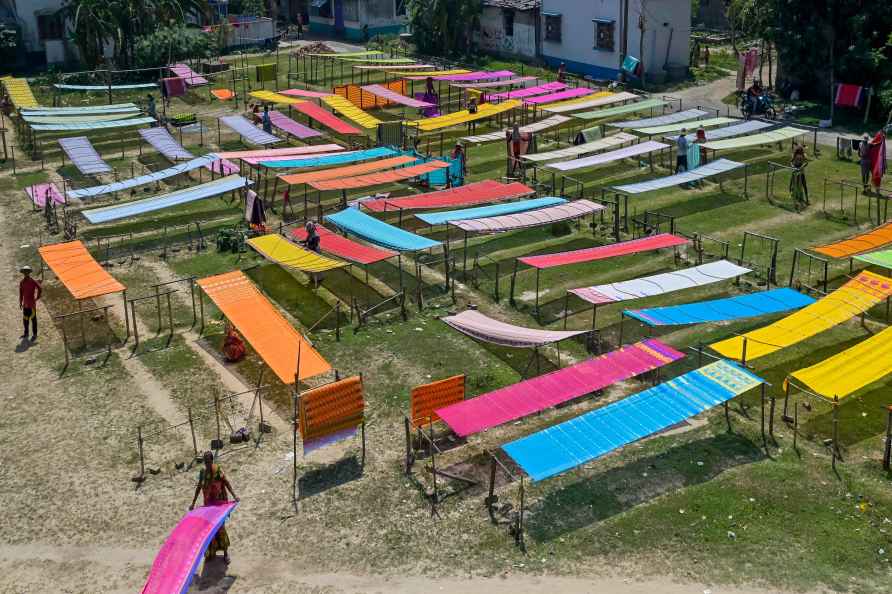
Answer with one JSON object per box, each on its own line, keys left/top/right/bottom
{"left": 502, "top": 360, "right": 764, "bottom": 481}
{"left": 82, "top": 175, "right": 251, "bottom": 224}
{"left": 416, "top": 197, "right": 566, "bottom": 226}
{"left": 325, "top": 207, "right": 441, "bottom": 252}
{"left": 625, "top": 288, "right": 816, "bottom": 327}
{"left": 259, "top": 146, "right": 398, "bottom": 169}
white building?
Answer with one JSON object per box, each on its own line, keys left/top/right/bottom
{"left": 475, "top": 0, "right": 540, "bottom": 61}
{"left": 309, "top": 0, "right": 408, "bottom": 42}
{"left": 540, "top": 0, "right": 690, "bottom": 82}
{"left": 0, "top": 0, "right": 69, "bottom": 65}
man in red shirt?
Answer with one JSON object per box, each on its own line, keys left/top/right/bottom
{"left": 19, "top": 265, "right": 41, "bottom": 341}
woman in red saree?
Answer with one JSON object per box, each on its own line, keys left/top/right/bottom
{"left": 190, "top": 451, "right": 239, "bottom": 564}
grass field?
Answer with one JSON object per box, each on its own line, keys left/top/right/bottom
{"left": 4, "top": 44, "right": 892, "bottom": 593}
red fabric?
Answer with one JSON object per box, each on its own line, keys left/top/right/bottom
{"left": 162, "top": 77, "right": 186, "bottom": 98}
{"left": 223, "top": 327, "right": 246, "bottom": 362}
{"left": 835, "top": 84, "right": 863, "bottom": 108}
{"left": 19, "top": 276, "right": 42, "bottom": 308}
{"left": 518, "top": 233, "right": 690, "bottom": 270}
{"left": 361, "top": 180, "right": 533, "bottom": 212}
{"left": 293, "top": 101, "right": 362, "bottom": 135}
{"left": 869, "top": 132, "right": 887, "bottom": 189}
{"left": 291, "top": 224, "right": 396, "bottom": 265}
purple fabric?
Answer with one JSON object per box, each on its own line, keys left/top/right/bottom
{"left": 59, "top": 136, "right": 112, "bottom": 175}
{"left": 27, "top": 183, "right": 65, "bottom": 207}
{"left": 169, "top": 64, "right": 209, "bottom": 86}
{"left": 361, "top": 84, "right": 434, "bottom": 108}
{"left": 268, "top": 110, "right": 323, "bottom": 140}
{"left": 443, "top": 309, "right": 587, "bottom": 348}
{"left": 450, "top": 76, "right": 536, "bottom": 89}
{"left": 432, "top": 70, "right": 515, "bottom": 82}
{"left": 414, "top": 93, "right": 439, "bottom": 117}
{"left": 524, "top": 87, "right": 597, "bottom": 105}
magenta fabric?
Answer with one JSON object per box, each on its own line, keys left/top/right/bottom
{"left": 142, "top": 501, "right": 237, "bottom": 594}
{"left": 280, "top": 88, "right": 336, "bottom": 99}
{"left": 27, "top": 183, "right": 65, "bottom": 207}
{"left": 519, "top": 233, "right": 689, "bottom": 270}
{"left": 435, "top": 339, "right": 685, "bottom": 437}
{"left": 488, "top": 82, "right": 567, "bottom": 100}
{"left": 162, "top": 77, "right": 186, "bottom": 98}
{"left": 523, "top": 87, "right": 596, "bottom": 105}
{"left": 268, "top": 110, "right": 323, "bottom": 140}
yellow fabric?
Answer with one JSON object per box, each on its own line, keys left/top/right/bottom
{"left": 537, "top": 90, "right": 613, "bottom": 110}
{"left": 247, "top": 233, "right": 347, "bottom": 273}
{"left": 249, "top": 90, "right": 304, "bottom": 105}
{"left": 392, "top": 69, "right": 471, "bottom": 77}
{"left": 407, "top": 100, "right": 521, "bottom": 132}
{"left": 787, "top": 325, "right": 892, "bottom": 400}
{"left": 320, "top": 95, "right": 382, "bottom": 129}
{"left": 711, "top": 271, "right": 892, "bottom": 361}
{"left": 2, "top": 76, "right": 39, "bottom": 109}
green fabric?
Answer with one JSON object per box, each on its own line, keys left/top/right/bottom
{"left": 855, "top": 249, "right": 892, "bottom": 269}
{"left": 573, "top": 98, "right": 668, "bottom": 121}
{"left": 256, "top": 63, "right": 278, "bottom": 83}
{"left": 578, "top": 126, "right": 603, "bottom": 143}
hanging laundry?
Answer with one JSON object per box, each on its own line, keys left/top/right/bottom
{"left": 868, "top": 131, "right": 887, "bottom": 190}
{"left": 686, "top": 141, "right": 701, "bottom": 170}
{"left": 622, "top": 55, "right": 642, "bottom": 77}
{"left": 162, "top": 77, "right": 186, "bottom": 98}
{"left": 835, "top": 84, "right": 864, "bottom": 108}
{"left": 256, "top": 63, "right": 278, "bottom": 83}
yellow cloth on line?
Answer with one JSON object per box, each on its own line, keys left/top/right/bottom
{"left": 320, "top": 95, "right": 382, "bottom": 129}
{"left": 786, "top": 325, "right": 892, "bottom": 400}
{"left": 394, "top": 69, "right": 472, "bottom": 77}
{"left": 407, "top": 100, "right": 521, "bottom": 132}
{"left": 711, "top": 271, "right": 892, "bottom": 362}
{"left": 2, "top": 76, "right": 40, "bottom": 109}
{"left": 250, "top": 90, "right": 304, "bottom": 105}
{"left": 247, "top": 233, "right": 347, "bottom": 273}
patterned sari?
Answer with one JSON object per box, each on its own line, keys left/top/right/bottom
{"left": 199, "top": 464, "right": 231, "bottom": 557}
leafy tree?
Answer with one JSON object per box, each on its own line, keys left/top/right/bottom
{"left": 407, "top": 0, "right": 482, "bottom": 57}
{"left": 134, "top": 26, "right": 216, "bottom": 69}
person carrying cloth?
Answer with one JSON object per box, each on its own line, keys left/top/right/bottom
{"left": 190, "top": 451, "right": 239, "bottom": 565}
{"left": 19, "top": 265, "right": 41, "bottom": 341}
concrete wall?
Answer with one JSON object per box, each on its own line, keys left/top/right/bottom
{"left": 541, "top": 0, "right": 690, "bottom": 81}
{"left": 225, "top": 16, "right": 276, "bottom": 47}
{"left": 476, "top": 6, "right": 537, "bottom": 60}
{"left": 310, "top": 0, "right": 406, "bottom": 41}
{"left": 13, "top": 0, "right": 63, "bottom": 55}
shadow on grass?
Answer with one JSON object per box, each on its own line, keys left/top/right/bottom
{"left": 298, "top": 455, "right": 363, "bottom": 499}
{"left": 525, "top": 432, "right": 764, "bottom": 543}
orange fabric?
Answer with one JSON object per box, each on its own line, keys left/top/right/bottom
{"left": 299, "top": 376, "right": 364, "bottom": 441}
{"left": 279, "top": 155, "right": 416, "bottom": 186}
{"left": 333, "top": 80, "right": 406, "bottom": 109}
{"left": 812, "top": 222, "right": 892, "bottom": 259}
{"left": 211, "top": 89, "right": 235, "bottom": 101}
{"left": 196, "top": 270, "right": 330, "bottom": 384}
{"left": 310, "top": 160, "right": 449, "bottom": 191}
{"left": 38, "top": 241, "right": 126, "bottom": 300}
{"left": 410, "top": 375, "right": 465, "bottom": 428}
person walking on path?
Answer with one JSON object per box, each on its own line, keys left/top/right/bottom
{"left": 19, "top": 265, "right": 41, "bottom": 341}
{"left": 190, "top": 451, "right": 239, "bottom": 565}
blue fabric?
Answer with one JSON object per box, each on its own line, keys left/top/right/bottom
{"left": 30, "top": 117, "right": 156, "bottom": 131}
{"left": 625, "top": 288, "right": 815, "bottom": 327}
{"left": 502, "top": 360, "right": 764, "bottom": 481}
{"left": 416, "top": 197, "right": 567, "bottom": 226}
{"left": 258, "top": 146, "right": 398, "bottom": 168}
{"left": 422, "top": 156, "right": 464, "bottom": 187}
{"left": 21, "top": 103, "right": 138, "bottom": 115}
{"left": 325, "top": 207, "right": 440, "bottom": 252}
{"left": 83, "top": 176, "right": 250, "bottom": 224}
{"left": 55, "top": 83, "right": 157, "bottom": 91}
{"left": 68, "top": 154, "right": 220, "bottom": 200}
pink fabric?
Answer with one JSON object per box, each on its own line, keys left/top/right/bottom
{"left": 216, "top": 145, "right": 344, "bottom": 160}
{"left": 361, "top": 180, "right": 533, "bottom": 212}
{"left": 26, "top": 183, "right": 65, "bottom": 207}
{"left": 142, "top": 501, "right": 237, "bottom": 594}
{"left": 436, "top": 339, "right": 685, "bottom": 436}
{"left": 519, "top": 233, "right": 689, "bottom": 270}
{"left": 523, "top": 87, "right": 595, "bottom": 105}
{"left": 207, "top": 158, "right": 239, "bottom": 176}
{"left": 410, "top": 70, "right": 515, "bottom": 81}
{"left": 443, "top": 309, "right": 589, "bottom": 348}
{"left": 361, "top": 84, "right": 435, "bottom": 108}
{"left": 241, "top": 151, "right": 348, "bottom": 166}
{"left": 268, "top": 110, "right": 324, "bottom": 140}
{"left": 169, "top": 64, "right": 209, "bottom": 86}
{"left": 489, "top": 82, "right": 567, "bottom": 100}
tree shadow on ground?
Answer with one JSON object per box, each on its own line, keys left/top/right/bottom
{"left": 525, "top": 431, "right": 764, "bottom": 543}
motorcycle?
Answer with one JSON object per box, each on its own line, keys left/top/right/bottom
{"left": 739, "top": 91, "right": 777, "bottom": 120}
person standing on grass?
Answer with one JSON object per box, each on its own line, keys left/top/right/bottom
{"left": 557, "top": 62, "right": 566, "bottom": 83}
{"left": 146, "top": 95, "right": 157, "bottom": 127}
{"left": 19, "top": 265, "right": 41, "bottom": 341}
{"left": 452, "top": 142, "right": 467, "bottom": 176}
{"left": 860, "top": 133, "right": 872, "bottom": 192}
{"left": 790, "top": 143, "right": 810, "bottom": 208}
{"left": 190, "top": 451, "right": 239, "bottom": 565}
{"left": 675, "top": 128, "right": 689, "bottom": 174}
{"left": 261, "top": 105, "right": 272, "bottom": 134}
